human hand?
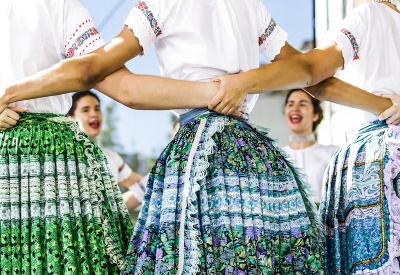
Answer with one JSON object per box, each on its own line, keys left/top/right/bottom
{"left": 0, "top": 106, "right": 27, "bottom": 130}
{"left": 208, "top": 71, "right": 249, "bottom": 119}
{"left": 378, "top": 94, "right": 400, "bottom": 125}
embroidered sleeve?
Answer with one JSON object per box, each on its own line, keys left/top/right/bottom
{"left": 125, "top": 0, "right": 164, "bottom": 56}
{"left": 324, "top": 5, "right": 368, "bottom": 68}
{"left": 118, "top": 163, "right": 133, "bottom": 182}
{"left": 113, "top": 152, "right": 132, "bottom": 182}
{"left": 63, "top": 0, "right": 104, "bottom": 58}
{"left": 257, "top": 0, "right": 288, "bottom": 62}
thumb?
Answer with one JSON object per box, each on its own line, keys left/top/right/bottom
{"left": 9, "top": 106, "right": 28, "bottom": 113}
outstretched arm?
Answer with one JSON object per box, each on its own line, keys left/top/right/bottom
{"left": 209, "top": 42, "right": 392, "bottom": 117}
{"left": 95, "top": 66, "right": 218, "bottom": 110}
{"left": 0, "top": 27, "right": 222, "bottom": 113}
{"left": 304, "top": 77, "right": 391, "bottom": 116}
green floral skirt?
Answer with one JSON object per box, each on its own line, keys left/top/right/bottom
{"left": 0, "top": 113, "right": 133, "bottom": 274}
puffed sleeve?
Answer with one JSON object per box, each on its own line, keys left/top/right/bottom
{"left": 124, "top": 0, "right": 165, "bottom": 55}
{"left": 257, "top": 0, "right": 288, "bottom": 62}
{"left": 323, "top": 5, "right": 368, "bottom": 68}
{"left": 63, "top": 0, "right": 105, "bottom": 58}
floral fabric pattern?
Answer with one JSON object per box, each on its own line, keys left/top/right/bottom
{"left": 320, "top": 120, "right": 400, "bottom": 274}
{"left": 340, "top": 28, "right": 360, "bottom": 60}
{"left": 259, "top": 18, "right": 277, "bottom": 46}
{"left": 0, "top": 113, "right": 133, "bottom": 274}
{"left": 137, "top": 1, "right": 162, "bottom": 37}
{"left": 65, "top": 22, "right": 101, "bottom": 58}
{"left": 123, "top": 113, "right": 323, "bottom": 274}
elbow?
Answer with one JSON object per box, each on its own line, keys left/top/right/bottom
{"left": 292, "top": 58, "right": 316, "bottom": 88}
{"left": 61, "top": 55, "right": 102, "bottom": 91}
{"left": 79, "top": 58, "right": 101, "bottom": 89}
{"left": 302, "top": 63, "right": 321, "bottom": 88}
{"left": 311, "top": 80, "right": 332, "bottom": 101}
{"left": 124, "top": 90, "right": 148, "bottom": 110}
{"left": 114, "top": 75, "right": 146, "bottom": 109}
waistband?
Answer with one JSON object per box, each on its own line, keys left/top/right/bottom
{"left": 346, "top": 119, "right": 388, "bottom": 141}
{"left": 179, "top": 108, "right": 210, "bottom": 126}
{"left": 18, "top": 112, "right": 64, "bottom": 121}
{"left": 179, "top": 108, "right": 250, "bottom": 126}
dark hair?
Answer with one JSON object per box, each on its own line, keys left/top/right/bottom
{"left": 284, "top": 89, "right": 323, "bottom": 132}
{"left": 67, "top": 90, "right": 101, "bottom": 117}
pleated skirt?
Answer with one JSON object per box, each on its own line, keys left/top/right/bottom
{"left": 123, "top": 113, "right": 324, "bottom": 275}
{"left": 0, "top": 113, "right": 133, "bottom": 274}
{"left": 320, "top": 120, "right": 400, "bottom": 274}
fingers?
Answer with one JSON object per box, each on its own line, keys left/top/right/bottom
{"left": 379, "top": 94, "right": 400, "bottom": 124}
{"left": 378, "top": 107, "right": 393, "bottom": 121}
{"left": 208, "top": 91, "right": 223, "bottom": 111}
{"left": 0, "top": 108, "right": 22, "bottom": 130}
{"left": 390, "top": 118, "right": 400, "bottom": 126}
{"left": 9, "top": 106, "right": 28, "bottom": 113}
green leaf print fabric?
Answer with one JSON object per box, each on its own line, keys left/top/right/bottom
{"left": 0, "top": 113, "right": 133, "bottom": 274}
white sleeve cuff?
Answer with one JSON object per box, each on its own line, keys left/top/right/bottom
{"left": 129, "top": 174, "right": 148, "bottom": 203}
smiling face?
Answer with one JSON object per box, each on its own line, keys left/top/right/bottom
{"left": 71, "top": 95, "right": 103, "bottom": 140}
{"left": 284, "top": 90, "right": 319, "bottom": 136}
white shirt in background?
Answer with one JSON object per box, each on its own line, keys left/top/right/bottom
{"left": 102, "top": 148, "right": 132, "bottom": 183}
{"left": 283, "top": 143, "right": 338, "bottom": 203}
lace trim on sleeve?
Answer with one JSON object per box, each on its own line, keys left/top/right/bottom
{"left": 258, "top": 16, "right": 288, "bottom": 62}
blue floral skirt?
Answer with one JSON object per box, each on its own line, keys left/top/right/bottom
{"left": 320, "top": 120, "right": 400, "bottom": 274}
{"left": 123, "top": 113, "right": 324, "bottom": 274}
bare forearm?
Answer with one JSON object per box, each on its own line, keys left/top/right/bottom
{"left": 305, "top": 77, "right": 391, "bottom": 115}
{"left": 96, "top": 68, "right": 216, "bottom": 110}
{"left": 2, "top": 56, "right": 103, "bottom": 105}
{"left": 244, "top": 58, "right": 312, "bottom": 94}
{"left": 245, "top": 53, "right": 342, "bottom": 95}
{"left": 236, "top": 43, "right": 343, "bottom": 95}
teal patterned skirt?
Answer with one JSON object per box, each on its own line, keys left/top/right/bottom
{"left": 123, "top": 112, "right": 324, "bottom": 274}
{"left": 320, "top": 120, "right": 400, "bottom": 274}
{"left": 0, "top": 113, "right": 133, "bottom": 274}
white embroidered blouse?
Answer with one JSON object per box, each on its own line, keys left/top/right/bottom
{"left": 325, "top": 2, "right": 400, "bottom": 127}
{"left": 124, "top": 0, "right": 288, "bottom": 116}
{"left": 0, "top": 0, "right": 104, "bottom": 114}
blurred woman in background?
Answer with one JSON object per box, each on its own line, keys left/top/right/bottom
{"left": 67, "top": 91, "right": 147, "bottom": 211}
{"left": 282, "top": 89, "right": 338, "bottom": 205}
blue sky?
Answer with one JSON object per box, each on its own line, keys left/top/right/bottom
{"left": 81, "top": 0, "right": 313, "bottom": 157}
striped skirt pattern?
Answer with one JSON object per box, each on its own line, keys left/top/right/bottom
{"left": 320, "top": 120, "right": 400, "bottom": 274}
{"left": 123, "top": 113, "right": 324, "bottom": 275}
{"left": 0, "top": 113, "right": 133, "bottom": 274}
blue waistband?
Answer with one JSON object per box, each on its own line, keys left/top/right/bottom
{"left": 179, "top": 108, "right": 210, "bottom": 125}
{"left": 179, "top": 108, "right": 250, "bottom": 126}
